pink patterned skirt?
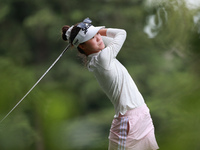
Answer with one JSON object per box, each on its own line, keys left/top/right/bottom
{"left": 108, "top": 104, "right": 159, "bottom": 150}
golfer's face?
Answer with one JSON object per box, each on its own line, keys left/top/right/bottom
{"left": 82, "top": 32, "right": 105, "bottom": 53}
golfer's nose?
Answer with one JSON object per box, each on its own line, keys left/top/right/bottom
{"left": 96, "top": 34, "right": 101, "bottom": 41}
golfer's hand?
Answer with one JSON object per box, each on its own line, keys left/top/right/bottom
{"left": 99, "top": 29, "right": 107, "bottom": 36}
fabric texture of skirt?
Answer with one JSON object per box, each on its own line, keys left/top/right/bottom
{"left": 108, "top": 104, "right": 159, "bottom": 150}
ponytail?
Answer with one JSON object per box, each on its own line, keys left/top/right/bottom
{"left": 62, "top": 25, "right": 70, "bottom": 41}
{"left": 61, "top": 23, "right": 87, "bottom": 63}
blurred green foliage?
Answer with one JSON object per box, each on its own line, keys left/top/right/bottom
{"left": 0, "top": 0, "right": 200, "bottom": 149}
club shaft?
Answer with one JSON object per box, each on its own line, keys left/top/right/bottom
{"left": 0, "top": 44, "right": 70, "bottom": 124}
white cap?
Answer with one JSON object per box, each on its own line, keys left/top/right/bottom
{"left": 72, "top": 25, "right": 105, "bottom": 47}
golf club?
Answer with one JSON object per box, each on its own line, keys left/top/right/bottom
{"left": 0, "top": 44, "right": 71, "bottom": 124}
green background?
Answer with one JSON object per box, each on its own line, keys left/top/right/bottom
{"left": 0, "top": 0, "right": 200, "bottom": 149}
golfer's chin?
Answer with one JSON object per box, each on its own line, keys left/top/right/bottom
{"left": 99, "top": 42, "right": 105, "bottom": 50}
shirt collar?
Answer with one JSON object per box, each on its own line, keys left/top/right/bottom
{"left": 88, "top": 51, "right": 101, "bottom": 59}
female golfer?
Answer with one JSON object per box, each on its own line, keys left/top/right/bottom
{"left": 62, "top": 18, "right": 159, "bottom": 150}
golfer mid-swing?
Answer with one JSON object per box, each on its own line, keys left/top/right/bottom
{"left": 62, "top": 18, "right": 159, "bottom": 150}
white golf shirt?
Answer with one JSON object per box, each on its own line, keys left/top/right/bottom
{"left": 87, "top": 28, "right": 145, "bottom": 117}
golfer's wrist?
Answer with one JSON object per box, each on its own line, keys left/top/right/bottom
{"left": 99, "top": 29, "right": 107, "bottom": 36}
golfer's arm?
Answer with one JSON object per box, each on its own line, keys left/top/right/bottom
{"left": 99, "top": 29, "right": 107, "bottom": 36}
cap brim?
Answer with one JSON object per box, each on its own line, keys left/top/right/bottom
{"left": 82, "top": 26, "right": 105, "bottom": 43}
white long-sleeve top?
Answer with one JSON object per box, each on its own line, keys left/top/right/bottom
{"left": 87, "top": 28, "right": 145, "bottom": 117}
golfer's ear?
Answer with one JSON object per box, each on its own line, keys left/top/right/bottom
{"left": 78, "top": 44, "right": 85, "bottom": 50}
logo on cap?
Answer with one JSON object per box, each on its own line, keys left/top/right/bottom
{"left": 77, "top": 18, "right": 92, "bottom": 34}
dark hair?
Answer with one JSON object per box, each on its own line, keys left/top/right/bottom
{"left": 62, "top": 23, "right": 87, "bottom": 66}
{"left": 62, "top": 25, "right": 70, "bottom": 41}
{"left": 62, "top": 24, "right": 86, "bottom": 55}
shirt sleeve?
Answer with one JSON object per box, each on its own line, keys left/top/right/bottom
{"left": 98, "top": 28, "right": 127, "bottom": 69}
